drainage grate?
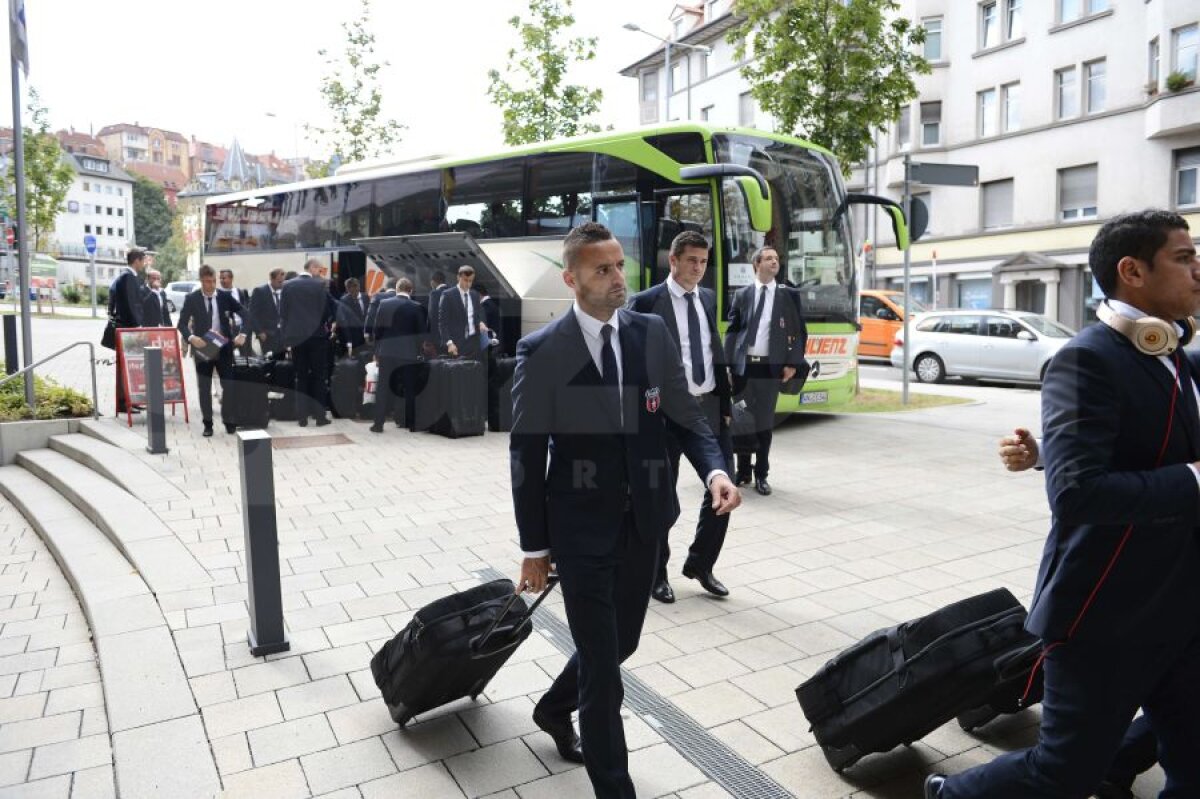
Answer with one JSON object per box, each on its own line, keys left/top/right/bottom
{"left": 270, "top": 433, "right": 354, "bottom": 449}
{"left": 478, "top": 568, "right": 795, "bottom": 799}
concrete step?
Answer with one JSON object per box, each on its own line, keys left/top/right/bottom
{"left": 15, "top": 448, "right": 210, "bottom": 594}
{"left": 49, "top": 433, "right": 183, "bottom": 503}
{"left": 0, "top": 466, "right": 219, "bottom": 795}
{"left": 78, "top": 417, "right": 150, "bottom": 450}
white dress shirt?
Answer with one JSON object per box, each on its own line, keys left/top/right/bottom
{"left": 201, "top": 291, "right": 220, "bottom": 334}
{"left": 666, "top": 277, "right": 716, "bottom": 396}
{"left": 747, "top": 279, "right": 776, "bottom": 358}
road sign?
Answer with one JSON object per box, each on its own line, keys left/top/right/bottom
{"left": 910, "top": 162, "right": 979, "bottom": 187}
{"left": 83, "top": 234, "right": 97, "bottom": 254}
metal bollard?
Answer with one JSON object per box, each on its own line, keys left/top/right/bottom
{"left": 238, "top": 430, "right": 289, "bottom": 657}
{"left": 2, "top": 315, "right": 15, "bottom": 375}
{"left": 144, "top": 346, "right": 168, "bottom": 455}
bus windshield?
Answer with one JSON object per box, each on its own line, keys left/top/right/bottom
{"left": 714, "top": 134, "right": 855, "bottom": 322}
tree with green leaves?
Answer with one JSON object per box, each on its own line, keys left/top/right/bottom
{"left": 1, "top": 88, "right": 74, "bottom": 252}
{"left": 487, "top": 0, "right": 604, "bottom": 146}
{"left": 307, "top": 0, "right": 404, "bottom": 176}
{"left": 132, "top": 176, "right": 172, "bottom": 250}
{"left": 152, "top": 214, "right": 188, "bottom": 283}
{"left": 730, "top": 0, "right": 930, "bottom": 174}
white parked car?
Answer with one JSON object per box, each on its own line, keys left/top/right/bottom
{"left": 164, "top": 281, "right": 197, "bottom": 314}
{"left": 891, "top": 309, "right": 1075, "bottom": 384}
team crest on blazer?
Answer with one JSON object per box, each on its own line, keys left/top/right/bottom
{"left": 644, "top": 387, "right": 661, "bottom": 413}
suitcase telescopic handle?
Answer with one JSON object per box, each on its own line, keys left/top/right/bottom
{"left": 472, "top": 574, "right": 559, "bottom": 655}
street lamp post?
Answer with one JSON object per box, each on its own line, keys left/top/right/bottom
{"left": 623, "top": 23, "right": 711, "bottom": 122}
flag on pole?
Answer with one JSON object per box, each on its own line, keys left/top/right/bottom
{"left": 9, "top": 0, "right": 27, "bottom": 76}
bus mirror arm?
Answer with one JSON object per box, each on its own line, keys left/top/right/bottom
{"left": 679, "top": 164, "right": 769, "bottom": 202}
{"left": 843, "top": 194, "right": 912, "bottom": 251}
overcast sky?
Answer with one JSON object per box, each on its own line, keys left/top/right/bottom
{"left": 3, "top": 0, "right": 679, "bottom": 162}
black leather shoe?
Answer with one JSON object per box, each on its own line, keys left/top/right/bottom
{"left": 315, "top": 416, "right": 331, "bottom": 427}
{"left": 923, "top": 774, "right": 946, "bottom": 799}
{"left": 651, "top": 579, "right": 675, "bottom": 604}
{"left": 682, "top": 563, "right": 729, "bottom": 597}
{"left": 754, "top": 479, "right": 772, "bottom": 496}
{"left": 298, "top": 418, "right": 308, "bottom": 427}
{"left": 369, "top": 424, "right": 384, "bottom": 434}
{"left": 734, "top": 473, "right": 751, "bottom": 487}
{"left": 225, "top": 424, "right": 236, "bottom": 434}
{"left": 533, "top": 707, "right": 584, "bottom": 764}
{"left": 202, "top": 425, "right": 213, "bottom": 438}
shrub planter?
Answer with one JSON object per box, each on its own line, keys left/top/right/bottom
{"left": 0, "top": 418, "right": 81, "bottom": 465}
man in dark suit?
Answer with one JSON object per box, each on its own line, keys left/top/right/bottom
{"left": 476, "top": 281, "right": 502, "bottom": 341}
{"left": 218, "top": 268, "right": 253, "bottom": 357}
{"left": 111, "top": 248, "right": 147, "bottom": 414}
{"left": 627, "top": 231, "right": 734, "bottom": 604}
{"left": 336, "top": 277, "right": 369, "bottom": 354}
{"left": 176, "top": 264, "right": 248, "bottom": 437}
{"left": 927, "top": 210, "right": 1200, "bottom": 798}
{"left": 438, "top": 265, "right": 488, "bottom": 358}
{"left": 280, "top": 258, "right": 336, "bottom": 426}
{"left": 724, "top": 246, "right": 808, "bottom": 496}
{"left": 370, "top": 278, "right": 426, "bottom": 434}
{"left": 513, "top": 222, "right": 740, "bottom": 798}
{"left": 249, "top": 269, "right": 286, "bottom": 357}
{"left": 426, "top": 270, "right": 449, "bottom": 334}
{"left": 364, "top": 277, "right": 396, "bottom": 345}
{"left": 140, "top": 269, "right": 172, "bottom": 327}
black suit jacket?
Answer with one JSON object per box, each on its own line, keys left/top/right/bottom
{"left": 176, "top": 290, "right": 245, "bottom": 352}
{"left": 1033, "top": 323, "right": 1200, "bottom": 646}
{"left": 279, "top": 275, "right": 335, "bottom": 347}
{"left": 724, "top": 282, "right": 809, "bottom": 378}
{"left": 141, "top": 288, "right": 172, "bottom": 328}
{"left": 481, "top": 297, "right": 502, "bottom": 341}
{"left": 627, "top": 281, "right": 731, "bottom": 419}
{"left": 374, "top": 295, "right": 426, "bottom": 363}
{"left": 110, "top": 269, "right": 143, "bottom": 328}
{"left": 337, "top": 293, "right": 369, "bottom": 349}
{"left": 510, "top": 308, "right": 726, "bottom": 556}
{"left": 427, "top": 285, "right": 449, "bottom": 333}
{"left": 249, "top": 283, "right": 281, "bottom": 338}
{"left": 365, "top": 290, "right": 395, "bottom": 340}
{"left": 438, "top": 286, "right": 483, "bottom": 352}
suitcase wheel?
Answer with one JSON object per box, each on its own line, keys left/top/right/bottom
{"left": 821, "top": 743, "right": 862, "bottom": 773}
{"left": 957, "top": 705, "right": 1001, "bottom": 733}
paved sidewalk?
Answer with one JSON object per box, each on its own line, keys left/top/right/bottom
{"left": 0, "top": 315, "right": 1167, "bottom": 797}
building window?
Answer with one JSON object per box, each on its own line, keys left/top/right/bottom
{"left": 1060, "top": 0, "right": 1107, "bottom": 23}
{"left": 698, "top": 51, "right": 709, "bottom": 81}
{"left": 700, "top": 105, "right": 714, "bottom": 121}
{"left": 957, "top": 279, "right": 992, "bottom": 310}
{"left": 923, "top": 17, "right": 942, "bottom": 60}
{"left": 738, "top": 92, "right": 755, "bottom": 126}
{"left": 84, "top": 225, "right": 91, "bottom": 234}
{"left": 920, "top": 101, "right": 941, "bottom": 146}
{"left": 1149, "top": 37, "right": 1161, "bottom": 89}
{"left": 1056, "top": 66, "right": 1078, "bottom": 118}
{"left": 1174, "top": 24, "right": 1199, "bottom": 80}
{"left": 978, "top": 88, "right": 998, "bottom": 137}
{"left": 105, "top": 185, "right": 113, "bottom": 194}
{"left": 1002, "top": 82, "right": 1021, "bottom": 132}
{"left": 670, "top": 62, "right": 683, "bottom": 95}
{"left": 1085, "top": 59, "right": 1106, "bottom": 113}
{"left": 117, "top": 188, "right": 123, "bottom": 197}
{"left": 707, "top": 0, "right": 720, "bottom": 21}
{"left": 118, "top": 228, "right": 124, "bottom": 237}
{"left": 107, "top": 207, "right": 113, "bottom": 216}
{"left": 82, "top": 181, "right": 89, "bottom": 191}
{"left": 640, "top": 71, "right": 659, "bottom": 124}
{"left": 897, "top": 104, "right": 912, "bottom": 149}
{"left": 1006, "top": 0, "right": 1023, "bottom": 40}
{"left": 117, "top": 209, "right": 124, "bottom": 217}
{"left": 107, "top": 227, "right": 114, "bottom": 236}
{"left": 1059, "top": 164, "right": 1098, "bottom": 220}
{"left": 980, "top": 2, "right": 999, "bottom": 49}
{"left": 1177, "top": 148, "right": 1200, "bottom": 208}
{"left": 982, "top": 179, "right": 1014, "bottom": 229}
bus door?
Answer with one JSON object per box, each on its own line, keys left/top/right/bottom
{"left": 594, "top": 195, "right": 644, "bottom": 295}
{"left": 650, "top": 189, "right": 715, "bottom": 292}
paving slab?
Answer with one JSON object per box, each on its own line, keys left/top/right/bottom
{"left": 111, "top": 715, "right": 220, "bottom": 799}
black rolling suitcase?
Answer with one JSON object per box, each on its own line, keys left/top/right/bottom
{"left": 370, "top": 577, "right": 557, "bottom": 727}
{"left": 331, "top": 352, "right": 365, "bottom": 419}
{"left": 417, "top": 358, "right": 485, "bottom": 438}
{"left": 796, "top": 588, "right": 1039, "bottom": 772}
{"left": 488, "top": 356, "right": 516, "bottom": 433}
{"left": 268, "top": 355, "right": 298, "bottom": 421}
{"left": 730, "top": 401, "right": 757, "bottom": 455}
{"left": 223, "top": 357, "right": 270, "bottom": 430}
{"left": 955, "top": 639, "right": 1044, "bottom": 732}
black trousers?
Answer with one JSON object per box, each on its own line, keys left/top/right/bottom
{"left": 292, "top": 336, "right": 330, "bottom": 421}
{"left": 1106, "top": 715, "right": 1158, "bottom": 790}
{"left": 194, "top": 351, "right": 232, "bottom": 427}
{"left": 374, "top": 358, "right": 420, "bottom": 431}
{"left": 539, "top": 512, "right": 658, "bottom": 799}
{"left": 942, "top": 628, "right": 1200, "bottom": 798}
{"left": 660, "top": 392, "right": 733, "bottom": 580}
{"left": 736, "top": 359, "right": 781, "bottom": 480}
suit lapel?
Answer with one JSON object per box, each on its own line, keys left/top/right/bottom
{"left": 618, "top": 310, "right": 646, "bottom": 431}
{"left": 559, "top": 311, "right": 622, "bottom": 430}
{"left": 653, "top": 286, "right": 680, "bottom": 346}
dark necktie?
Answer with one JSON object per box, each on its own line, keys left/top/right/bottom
{"left": 463, "top": 292, "right": 471, "bottom": 338}
{"left": 745, "top": 285, "right": 768, "bottom": 348}
{"left": 205, "top": 295, "right": 213, "bottom": 324}
{"left": 273, "top": 291, "right": 280, "bottom": 312}
{"left": 601, "top": 323, "right": 619, "bottom": 416}
{"left": 684, "top": 291, "right": 705, "bottom": 385}
{"left": 1174, "top": 352, "right": 1200, "bottom": 455}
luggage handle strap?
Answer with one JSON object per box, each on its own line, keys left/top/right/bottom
{"left": 471, "top": 574, "right": 559, "bottom": 655}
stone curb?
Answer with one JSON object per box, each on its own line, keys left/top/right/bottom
{"left": 49, "top": 433, "right": 184, "bottom": 503}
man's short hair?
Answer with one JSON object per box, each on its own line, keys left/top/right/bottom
{"left": 563, "top": 222, "right": 614, "bottom": 271}
{"left": 127, "top": 248, "right": 146, "bottom": 266}
{"left": 752, "top": 246, "right": 778, "bottom": 266}
{"left": 147, "top": 269, "right": 161, "bottom": 280}
{"left": 475, "top": 281, "right": 489, "bottom": 297}
{"left": 385, "top": 276, "right": 398, "bottom": 290}
{"left": 1090, "top": 210, "right": 1190, "bottom": 297}
{"left": 457, "top": 265, "right": 475, "bottom": 277}
{"left": 198, "top": 264, "right": 216, "bottom": 279}
{"left": 396, "top": 277, "right": 414, "bottom": 294}
{"left": 268, "top": 268, "right": 285, "bottom": 280}
{"left": 344, "top": 277, "right": 360, "bottom": 290}
{"left": 431, "top": 270, "right": 446, "bottom": 284}
{"left": 284, "top": 270, "right": 298, "bottom": 280}
{"left": 303, "top": 258, "right": 323, "bottom": 272}
{"left": 219, "top": 268, "right": 233, "bottom": 279}
{"left": 670, "top": 230, "right": 710, "bottom": 259}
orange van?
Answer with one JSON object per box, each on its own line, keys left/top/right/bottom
{"left": 858, "top": 290, "right": 926, "bottom": 358}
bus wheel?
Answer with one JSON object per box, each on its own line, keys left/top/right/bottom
{"left": 914, "top": 353, "right": 945, "bottom": 384}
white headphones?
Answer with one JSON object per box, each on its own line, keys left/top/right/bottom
{"left": 1096, "top": 301, "right": 1196, "bottom": 356}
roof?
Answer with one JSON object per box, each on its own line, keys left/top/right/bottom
{"left": 619, "top": 12, "right": 744, "bottom": 76}
{"left": 96, "top": 122, "right": 187, "bottom": 143}
{"left": 123, "top": 161, "right": 189, "bottom": 191}
{"left": 67, "top": 152, "right": 135, "bottom": 183}
{"left": 55, "top": 129, "right": 106, "bottom": 157}
{"left": 992, "top": 251, "right": 1066, "bottom": 273}
{"left": 220, "top": 139, "right": 251, "bottom": 183}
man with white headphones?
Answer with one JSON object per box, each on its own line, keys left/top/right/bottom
{"left": 927, "top": 210, "right": 1200, "bottom": 798}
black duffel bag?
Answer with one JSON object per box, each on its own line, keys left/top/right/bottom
{"left": 796, "top": 588, "right": 1040, "bottom": 772}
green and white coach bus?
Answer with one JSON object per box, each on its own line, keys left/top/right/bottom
{"left": 203, "top": 123, "right": 909, "bottom": 411}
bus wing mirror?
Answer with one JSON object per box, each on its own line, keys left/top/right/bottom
{"left": 679, "top": 164, "right": 772, "bottom": 232}
{"left": 844, "top": 194, "right": 917, "bottom": 250}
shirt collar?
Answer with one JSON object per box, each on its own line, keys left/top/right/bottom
{"left": 1107, "top": 298, "right": 1186, "bottom": 335}
{"left": 754, "top": 278, "right": 776, "bottom": 294}
{"left": 397, "top": 292, "right": 411, "bottom": 298}
{"left": 666, "top": 276, "right": 698, "bottom": 299}
{"left": 573, "top": 302, "right": 618, "bottom": 339}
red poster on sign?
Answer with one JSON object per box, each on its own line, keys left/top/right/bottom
{"left": 115, "top": 327, "right": 189, "bottom": 427}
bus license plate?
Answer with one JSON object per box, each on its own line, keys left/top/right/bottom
{"left": 800, "top": 391, "right": 828, "bottom": 405}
